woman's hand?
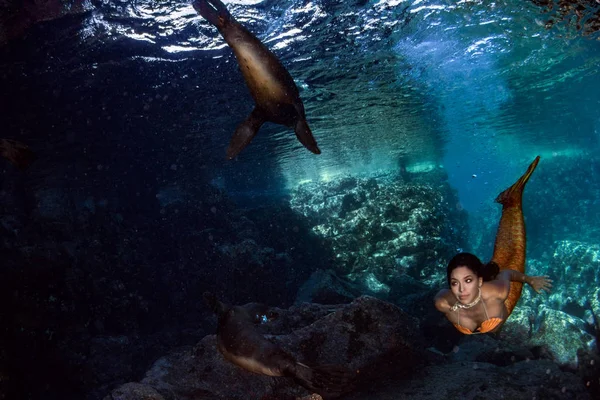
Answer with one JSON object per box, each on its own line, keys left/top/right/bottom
{"left": 527, "top": 275, "right": 553, "bottom": 294}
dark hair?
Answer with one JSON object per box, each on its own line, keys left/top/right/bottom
{"left": 446, "top": 252, "right": 499, "bottom": 286}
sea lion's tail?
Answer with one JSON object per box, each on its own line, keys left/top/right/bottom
{"left": 495, "top": 155, "right": 540, "bottom": 208}
{"left": 292, "top": 362, "right": 356, "bottom": 398}
{"left": 0, "top": 139, "right": 35, "bottom": 170}
{"left": 193, "top": 0, "right": 231, "bottom": 28}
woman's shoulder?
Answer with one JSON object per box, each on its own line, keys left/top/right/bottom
{"left": 481, "top": 279, "right": 510, "bottom": 301}
{"left": 434, "top": 288, "right": 454, "bottom": 312}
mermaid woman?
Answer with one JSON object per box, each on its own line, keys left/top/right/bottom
{"left": 434, "top": 156, "right": 552, "bottom": 334}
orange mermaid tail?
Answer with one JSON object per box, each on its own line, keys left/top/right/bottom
{"left": 491, "top": 155, "right": 540, "bottom": 316}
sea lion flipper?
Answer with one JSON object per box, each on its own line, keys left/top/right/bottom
{"left": 291, "top": 362, "right": 356, "bottom": 397}
{"left": 193, "top": 0, "right": 230, "bottom": 28}
{"left": 294, "top": 118, "right": 321, "bottom": 155}
{"left": 226, "top": 108, "right": 266, "bottom": 159}
{"left": 495, "top": 155, "right": 540, "bottom": 207}
{"left": 0, "top": 139, "right": 36, "bottom": 170}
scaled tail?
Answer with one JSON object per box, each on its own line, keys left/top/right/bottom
{"left": 491, "top": 155, "right": 540, "bottom": 317}
{"left": 0, "top": 139, "right": 35, "bottom": 170}
{"left": 495, "top": 155, "right": 540, "bottom": 207}
{"left": 292, "top": 362, "right": 356, "bottom": 398}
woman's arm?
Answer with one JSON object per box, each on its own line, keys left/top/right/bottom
{"left": 497, "top": 270, "right": 553, "bottom": 293}
{"left": 434, "top": 289, "right": 455, "bottom": 313}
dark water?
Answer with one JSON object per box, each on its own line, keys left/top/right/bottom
{"left": 1, "top": 1, "right": 599, "bottom": 399}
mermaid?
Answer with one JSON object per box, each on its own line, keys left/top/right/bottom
{"left": 434, "top": 156, "right": 552, "bottom": 334}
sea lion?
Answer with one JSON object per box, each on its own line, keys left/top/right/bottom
{"left": 491, "top": 155, "right": 540, "bottom": 317}
{"left": 203, "top": 292, "right": 355, "bottom": 398}
{"left": 0, "top": 139, "right": 35, "bottom": 170}
{"left": 193, "top": 0, "right": 321, "bottom": 159}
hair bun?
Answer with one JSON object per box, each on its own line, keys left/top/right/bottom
{"left": 479, "top": 261, "right": 500, "bottom": 281}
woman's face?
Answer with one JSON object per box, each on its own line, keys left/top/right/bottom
{"left": 450, "top": 266, "right": 483, "bottom": 304}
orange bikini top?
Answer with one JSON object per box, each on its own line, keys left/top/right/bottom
{"left": 452, "top": 298, "right": 503, "bottom": 335}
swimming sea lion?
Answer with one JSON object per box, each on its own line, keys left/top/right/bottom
{"left": 193, "top": 0, "right": 321, "bottom": 159}
{"left": 0, "top": 139, "right": 35, "bottom": 170}
{"left": 203, "top": 292, "right": 355, "bottom": 398}
{"left": 491, "top": 155, "right": 540, "bottom": 316}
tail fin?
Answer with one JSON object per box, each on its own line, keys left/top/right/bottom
{"left": 495, "top": 156, "right": 540, "bottom": 207}
{"left": 0, "top": 139, "right": 35, "bottom": 170}
{"left": 292, "top": 362, "right": 356, "bottom": 398}
{"left": 294, "top": 118, "right": 321, "bottom": 155}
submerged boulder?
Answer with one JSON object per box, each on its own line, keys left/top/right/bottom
{"left": 295, "top": 269, "right": 360, "bottom": 305}
{"left": 546, "top": 241, "right": 600, "bottom": 318}
{"left": 105, "top": 296, "right": 426, "bottom": 400}
{"left": 343, "top": 359, "right": 590, "bottom": 400}
{"left": 290, "top": 172, "right": 467, "bottom": 294}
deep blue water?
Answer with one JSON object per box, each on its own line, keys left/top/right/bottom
{"left": 2, "top": 1, "right": 600, "bottom": 211}
{"left": 1, "top": 1, "right": 600, "bottom": 399}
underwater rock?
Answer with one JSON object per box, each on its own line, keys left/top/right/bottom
{"left": 107, "top": 296, "right": 425, "bottom": 400}
{"left": 533, "top": 0, "right": 600, "bottom": 37}
{"left": 103, "top": 382, "right": 164, "bottom": 400}
{"left": 577, "top": 347, "right": 600, "bottom": 399}
{"left": 343, "top": 359, "right": 590, "bottom": 400}
{"left": 295, "top": 269, "right": 360, "bottom": 305}
{"left": 290, "top": 172, "right": 467, "bottom": 295}
{"left": 447, "top": 334, "right": 534, "bottom": 366}
{"left": 422, "top": 331, "right": 591, "bottom": 399}
{"left": 529, "top": 306, "right": 596, "bottom": 368}
{"left": 546, "top": 240, "right": 600, "bottom": 317}
{"left": 499, "top": 303, "right": 595, "bottom": 370}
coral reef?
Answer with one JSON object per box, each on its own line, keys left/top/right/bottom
{"left": 290, "top": 170, "right": 468, "bottom": 296}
